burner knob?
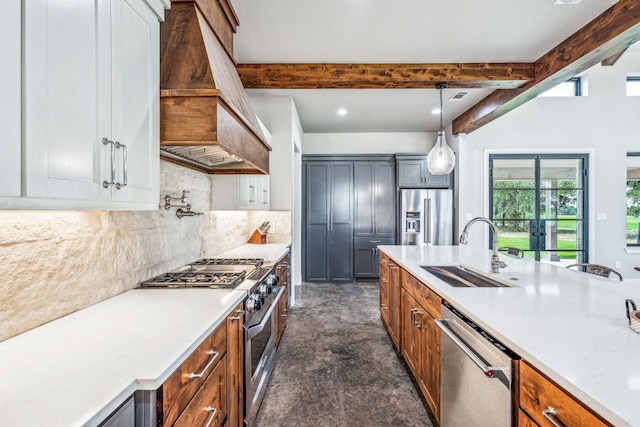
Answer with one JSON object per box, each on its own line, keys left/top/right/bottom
{"left": 247, "top": 296, "right": 261, "bottom": 313}
{"left": 266, "top": 274, "right": 277, "bottom": 286}
{"left": 258, "top": 284, "right": 269, "bottom": 296}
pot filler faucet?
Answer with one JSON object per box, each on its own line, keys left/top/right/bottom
{"left": 459, "top": 217, "right": 503, "bottom": 274}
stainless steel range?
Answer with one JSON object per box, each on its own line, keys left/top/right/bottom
{"left": 139, "top": 257, "right": 282, "bottom": 427}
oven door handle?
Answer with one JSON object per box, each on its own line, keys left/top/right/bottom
{"left": 244, "top": 286, "right": 284, "bottom": 340}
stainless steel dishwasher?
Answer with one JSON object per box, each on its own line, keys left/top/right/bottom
{"left": 435, "top": 303, "right": 518, "bottom": 427}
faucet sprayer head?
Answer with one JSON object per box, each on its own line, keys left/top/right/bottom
{"left": 459, "top": 232, "right": 469, "bottom": 245}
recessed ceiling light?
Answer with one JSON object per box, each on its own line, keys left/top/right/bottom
{"left": 431, "top": 108, "right": 441, "bottom": 115}
{"left": 337, "top": 108, "right": 348, "bottom": 116}
{"left": 553, "top": 0, "right": 581, "bottom": 4}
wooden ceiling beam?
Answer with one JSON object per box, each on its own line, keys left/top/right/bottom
{"left": 453, "top": 0, "right": 640, "bottom": 135}
{"left": 601, "top": 47, "right": 629, "bottom": 66}
{"left": 236, "top": 62, "right": 534, "bottom": 89}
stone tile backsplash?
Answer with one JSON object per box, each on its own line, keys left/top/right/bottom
{"left": 0, "top": 161, "right": 291, "bottom": 342}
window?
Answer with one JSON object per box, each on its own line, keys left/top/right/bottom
{"left": 539, "top": 78, "right": 581, "bottom": 97}
{"left": 627, "top": 153, "right": 640, "bottom": 246}
{"left": 627, "top": 77, "right": 640, "bottom": 96}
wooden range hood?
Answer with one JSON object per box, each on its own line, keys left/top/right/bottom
{"left": 159, "top": 0, "right": 270, "bottom": 174}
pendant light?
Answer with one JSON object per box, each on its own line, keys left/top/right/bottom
{"left": 427, "top": 83, "right": 456, "bottom": 175}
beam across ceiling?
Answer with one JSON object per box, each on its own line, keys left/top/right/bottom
{"left": 236, "top": 62, "right": 534, "bottom": 89}
{"left": 453, "top": 0, "right": 640, "bottom": 135}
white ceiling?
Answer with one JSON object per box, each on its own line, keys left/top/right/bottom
{"left": 230, "top": 0, "right": 619, "bottom": 133}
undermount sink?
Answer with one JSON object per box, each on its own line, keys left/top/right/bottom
{"left": 421, "top": 265, "right": 514, "bottom": 288}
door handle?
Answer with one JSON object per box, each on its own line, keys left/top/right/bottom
{"left": 425, "top": 198, "right": 432, "bottom": 244}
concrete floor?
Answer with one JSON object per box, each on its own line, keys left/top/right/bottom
{"left": 254, "top": 282, "right": 434, "bottom": 427}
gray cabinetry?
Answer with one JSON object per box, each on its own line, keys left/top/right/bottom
{"left": 397, "top": 155, "right": 451, "bottom": 188}
{"left": 304, "top": 161, "right": 353, "bottom": 282}
{"left": 354, "top": 160, "right": 396, "bottom": 278}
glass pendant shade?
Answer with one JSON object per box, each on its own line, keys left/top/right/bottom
{"left": 426, "top": 130, "right": 455, "bottom": 175}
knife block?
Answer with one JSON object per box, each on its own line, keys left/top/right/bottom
{"left": 248, "top": 228, "right": 267, "bottom": 244}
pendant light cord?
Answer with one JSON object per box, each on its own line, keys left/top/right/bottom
{"left": 439, "top": 86, "right": 443, "bottom": 132}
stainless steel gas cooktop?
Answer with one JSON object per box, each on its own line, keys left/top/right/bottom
{"left": 140, "top": 258, "right": 264, "bottom": 289}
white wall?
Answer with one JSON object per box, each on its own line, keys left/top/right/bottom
{"left": 248, "top": 94, "right": 303, "bottom": 290}
{"left": 303, "top": 132, "right": 434, "bottom": 154}
{"left": 458, "top": 51, "right": 640, "bottom": 279}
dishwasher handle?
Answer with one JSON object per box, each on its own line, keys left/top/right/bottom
{"left": 435, "top": 318, "right": 507, "bottom": 381}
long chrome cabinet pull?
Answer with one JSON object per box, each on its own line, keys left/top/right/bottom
{"left": 204, "top": 406, "right": 218, "bottom": 427}
{"left": 102, "top": 138, "right": 116, "bottom": 188}
{"left": 187, "top": 350, "right": 220, "bottom": 380}
{"left": 542, "top": 406, "right": 566, "bottom": 427}
{"left": 435, "top": 319, "right": 504, "bottom": 379}
{"left": 115, "top": 142, "right": 127, "bottom": 189}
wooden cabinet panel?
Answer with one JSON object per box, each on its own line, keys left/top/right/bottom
{"left": 226, "top": 304, "right": 244, "bottom": 427}
{"left": 401, "top": 269, "right": 442, "bottom": 318}
{"left": 159, "top": 322, "right": 227, "bottom": 426}
{"left": 519, "top": 361, "right": 610, "bottom": 427}
{"left": 401, "top": 289, "right": 421, "bottom": 378}
{"left": 174, "top": 354, "right": 227, "bottom": 427}
{"left": 387, "top": 262, "right": 401, "bottom": 349}
{"left": 518, "top": 409, "right": 539, "bottom": 427}
{"left": 399, "top": 264, "right": 441, "bottom": 423}
{"left": 380, "top": 275, "right": 390, "bottom": 325}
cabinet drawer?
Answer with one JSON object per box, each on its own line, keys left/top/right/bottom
{"left": 160, "top": 322, "right": 227, "bottom": 426}
{"left": 354, "top": 236, "right": 395, "bottom": 246}
{"left": 519, "top": 361, "right": 610, "bottom": 427}
{"left": 174, "top": 354, "right": 227, "bottom": 427}
{"left": 401, "top": 270, "right": 441, "bottom": 318}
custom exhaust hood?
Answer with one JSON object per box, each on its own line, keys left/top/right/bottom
{"left": 159, "top": 0, "right": 270, "bottom": 174}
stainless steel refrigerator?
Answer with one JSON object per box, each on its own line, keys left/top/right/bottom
{"left": 399, "top": 189, "right": 453, "bottom": 245}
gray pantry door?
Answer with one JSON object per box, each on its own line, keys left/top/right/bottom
{"left": 304, "top": 161, "right": 353, "bottom": 282}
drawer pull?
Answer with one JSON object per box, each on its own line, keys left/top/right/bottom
{"left": 204, "top": 406, "right": 218, "bottom": 427}
{"left": 187, "top": 350, "right": 220, "bottom": 380}
{"left": 542, "top": 406, "right": 565, "bottom": 427}
{"left": 230, "top": 309, "right": 245, "bottom": 321}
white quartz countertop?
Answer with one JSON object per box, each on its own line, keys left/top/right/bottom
{"left": 379, "top": 245, "right": 640, "bottom": 427}
{"left": 0, "top": 288, "right": 245, "bottom": 427}
{"left": 217, "top": 242, "right": 290, "bottom": 263}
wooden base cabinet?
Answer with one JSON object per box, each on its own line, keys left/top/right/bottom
{"left": 158, "top": 303, "right": 244, "bottom": 427}
{"left": 399, "top": 269, "right": 442, "bottom": 423}
{"left": 276, "top": 253, "right": 290, "bottom": 345}
{"left": 518, "top": 361, "right": 611, "bottom": 427}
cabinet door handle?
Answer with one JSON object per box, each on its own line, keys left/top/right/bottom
{"left": 230, "top": 309, "right": 245, "bottom": 321}
{"left": 115, "top": 142, "right": 127, "bottom": 190}
{"left": 369, "top": 240, "right": 381, "bottom": 243}
{"left": 204, "top": 406, "right": 218, "bottom": 427}
{"left": 542, "top": 406, "right": 565, "bottom": 427}
{"left": 249, "top": 185, "right": 256, "bottom": 203}
{"left": 187, "top": 350, "right": 220, "bottom": 380}
{"left": 102, "top": 138, "right": 116, "bottom": 188}
{"left": 263, "top": 189, "right": 268, "bottom": 204}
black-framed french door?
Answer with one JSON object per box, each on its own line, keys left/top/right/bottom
{"left": 489, "top": 154, "right": 589, "bottom": 264}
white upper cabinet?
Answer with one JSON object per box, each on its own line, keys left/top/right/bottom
{"left": 17, "top": 0, "right": 162, "bottom": 209}
{"left": 0, "top": 0, "right": 22, "bottom": 197}
{"left": 111, "top": 0, "right": 160, "bottom": 204}
{"left": 238, "top": 175, "right": 270, "bottom": 210}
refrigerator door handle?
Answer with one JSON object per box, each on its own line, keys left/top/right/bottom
{"left": 424, "top": 198, "right": 432, "bottom": 244}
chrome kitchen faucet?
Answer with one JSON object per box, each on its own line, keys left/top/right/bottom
{"left": 459, "top": 217, "right": 504, "bottom": 273}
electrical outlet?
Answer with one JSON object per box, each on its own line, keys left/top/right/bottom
{"left": 615, "top": 261, "right": 621, "bottom": 268}
{"left": 269, "top": 223, "right": 276, "bottom": 234}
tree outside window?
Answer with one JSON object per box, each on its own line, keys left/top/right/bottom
{"left": 627, "top": 153, "right": 640, "bottom": 246}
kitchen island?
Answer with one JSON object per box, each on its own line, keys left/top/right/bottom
{"left": 380, "top": 245, "right": 640, "bottom": 427}
{"left": 0, "top": 289, "right": 245, "bottom": 426}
